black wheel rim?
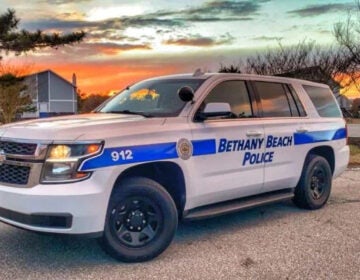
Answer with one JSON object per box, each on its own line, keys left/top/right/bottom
{"left": 310, "top": 165, "right": 327, "bottom": 200}
{"left": 110, "top": 196, "right": 162, "bottom": 248}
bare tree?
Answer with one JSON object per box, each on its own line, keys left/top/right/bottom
{"left": 245, "top": 40, "right": 314, "bottom": 75}
{"left": 334, "top": 0, "right": 360, "bottom": 92}
{"left": 244, "top": 41, "right": 349, "bottom": 92}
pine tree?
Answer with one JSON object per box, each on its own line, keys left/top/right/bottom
{"left": 0, "top": 9, "right": 85, "bottom": 57}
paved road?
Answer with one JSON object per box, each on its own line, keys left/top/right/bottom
{"left": 348, "top": 124, "right": 360, "bottom": 137}
{"left": 0, "top": 170, "right": 359, "bottom": 280}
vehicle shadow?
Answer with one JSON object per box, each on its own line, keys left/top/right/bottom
{"left": 175, "top": 200, "right": 303, "bottom": 243}
{"left": 0, "top": 200, "right": 304, "bottom": 269}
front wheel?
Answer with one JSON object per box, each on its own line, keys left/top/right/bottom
{"left": 293, "top": 154, "right": 332, "bottom": 210}
{"left": 100, "top": 177, "right": 178, "bottom": 262}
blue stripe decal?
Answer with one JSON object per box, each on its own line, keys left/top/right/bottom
{"left": 79, "top": 127, "right": 345, "bottom": 171}
{"left": 80, "top": 142, "right": 177, "bottom": 170}
{"left": 192, "top": 139, "right": 217, "bottom": 156}
{"left": 294, "top": 128, "right": 346, "bottom": 145}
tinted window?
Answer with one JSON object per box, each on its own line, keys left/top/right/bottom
{"left": 202, "top": 80, "right": 253, "bottom": 118}
{"left": 254, "top": 81, "right": 291, "bottom": 117}
{"left": 281, "top": 85, "right": 299, "bottom": 116}
{"left": 98, "top": 79, "right": 204, "bottom": 117}
{"left": 303, "top": 85, "right": 342, "bottom": 118}
{"left": 287, "top": 85, "right": 306, "bottom": 116}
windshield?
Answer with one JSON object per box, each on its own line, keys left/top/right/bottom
{"left": 97, "top": 78, "right": 205, "bottom": 117}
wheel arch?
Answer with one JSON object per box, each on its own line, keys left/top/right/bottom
{"left": 114, "top": 161, "right": 186, "bottom": 217}
{"left": 306, "top": 145, "right": 335, "bottom": 174}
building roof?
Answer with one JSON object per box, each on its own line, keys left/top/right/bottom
{"left": 26, "top": 69, "right": 75, "bottom": 88}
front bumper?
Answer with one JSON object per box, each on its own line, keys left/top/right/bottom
{"left": 0, "top": 169, "right": 115, "bottom": 235}
{"left": 0, "top": 207, "right": 72, "bottom": 228}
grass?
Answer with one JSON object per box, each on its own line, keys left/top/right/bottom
{"left": 349, "top": 144, "right": 360, "bottom": 166}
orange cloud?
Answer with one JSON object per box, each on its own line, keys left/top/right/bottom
{"left": 32, "top": 61, "right": 179, "bottom": 95}
{"left": 81, "top": 43, "right": 152, "bottom": 56}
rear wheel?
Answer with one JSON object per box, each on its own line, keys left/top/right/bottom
{"left": 100, "top": 177, "right": 178, "bottom": 262}
{"left": 293, "top": 155, "right": 332, "bottom": 210}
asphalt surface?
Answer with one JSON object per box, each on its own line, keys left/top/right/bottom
{"left": 0, "top": 170, "right": 359, "bottom": 280}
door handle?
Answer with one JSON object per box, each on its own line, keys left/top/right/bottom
{"left": 246, "top": 131, "right": 263, "bottom": 137}
{"left": 296, "top": 127, "right": 308, "bottom": 133}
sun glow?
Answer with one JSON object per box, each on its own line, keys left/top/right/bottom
{"left": 335, "top": 73, "right": 360, "bottom": 99}
{"left": 86, "top": 6, "right": 144, "bottom": 21}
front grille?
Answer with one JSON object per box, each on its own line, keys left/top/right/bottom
{"left": 0, "top": 164, "right": 30, "bottom": 185}
{"left": 0, "top": 141, "right": 37, "bottom": 156}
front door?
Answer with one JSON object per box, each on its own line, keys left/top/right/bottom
{"left": 188, "top": 79, "right": 265, "bottom": 209}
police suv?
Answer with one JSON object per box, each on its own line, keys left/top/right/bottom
{"left": 0, "top": 73, "right": 349, "bottom": 262}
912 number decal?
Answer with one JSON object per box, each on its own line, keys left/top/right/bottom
{"left": 111, "top": 149, "right": 133, "bottom": 161}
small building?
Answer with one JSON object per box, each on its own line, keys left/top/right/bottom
{"left": 22, "top": 70, "right": 77, "bottom": 119}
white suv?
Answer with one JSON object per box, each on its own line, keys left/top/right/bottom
{"left": 0, "top": 73, "right": 349, "bottom": 262}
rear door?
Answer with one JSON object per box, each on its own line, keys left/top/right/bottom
{"left": 251, "top": 81, "right": 307, "bottom": 192}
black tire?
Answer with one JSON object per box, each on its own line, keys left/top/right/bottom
{"left": 293, "top": 154, "right": 332, "bottom": 210}
{"left": 99, "top": 177, "right": 178, "bottom": 262}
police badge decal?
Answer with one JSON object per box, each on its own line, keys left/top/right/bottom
{"left": 176, "top": 138, "right": 193, "bottom": 160}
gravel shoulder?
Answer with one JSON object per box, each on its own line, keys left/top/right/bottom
{"left": 0, "top": 170, "right": 359, "bottom": 280}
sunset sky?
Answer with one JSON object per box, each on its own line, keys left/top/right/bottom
{"left": 0, "top": 0, "right": 357, "bottom": 96}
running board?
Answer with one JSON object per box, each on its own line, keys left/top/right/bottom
{"left": 183, "top": 189, "right": 295, "bottom": 221}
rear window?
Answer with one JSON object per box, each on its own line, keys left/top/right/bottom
{"left": 303, "top": 85, "right": 342, "bottom": 118}
{"left": 253, "top": 81, "right": 292, "bottom": 117}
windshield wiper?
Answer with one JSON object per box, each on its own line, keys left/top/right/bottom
{"left": 105, "top": 110, "right": 154, "bottom": 118}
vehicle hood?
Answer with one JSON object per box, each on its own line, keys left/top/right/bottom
{"left": 0, "top": 113, "right": 166, "bottom": 141}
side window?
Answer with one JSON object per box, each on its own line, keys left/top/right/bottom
{"left": 302, "top": 85, "right": 342, "bottom": 118}
{"left": 201, "top": 80, "right": 253, "bottom": 118}
{"left": 287, "top": 85, "right": 306, "bottom": 117}
{"left": 253, "top": 81, "right": 292, "bottom": 117}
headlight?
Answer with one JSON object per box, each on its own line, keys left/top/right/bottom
{"left": 41, "top": 142, "right": 103, "bottom": 183}
{"left": 49, "top": 145, "right": 71, "bottom": 159}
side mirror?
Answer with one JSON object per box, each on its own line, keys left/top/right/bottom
{"left": 197, "top": 102, "right": 232, "bottom": 121}
{"left": 178, "top": 86, "right": 194, "bottom": 102}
